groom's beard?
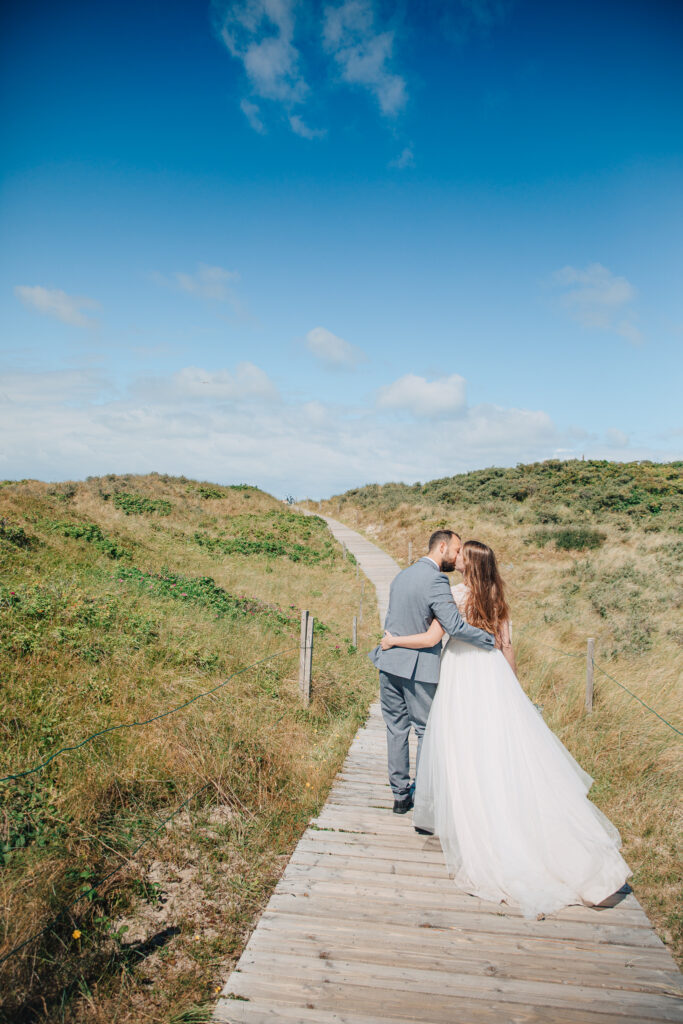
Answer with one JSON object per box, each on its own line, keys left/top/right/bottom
{"left": 441, "top": 558, "right": 456, "bottom": 572}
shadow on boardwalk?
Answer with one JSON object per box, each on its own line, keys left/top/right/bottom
{"left": 214, "top": 518, "right": 683, "bottom": 1024}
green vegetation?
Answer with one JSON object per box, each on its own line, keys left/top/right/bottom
{"left": 111, "top": 492, "right": 173, "bottom": 516}
{"left": 531, "top": 526, "right": 606, "bottom": 551}
{"left": 0, "top": 473, "right": 376, "bottom": 1023}
{"left": 0, "top": 522, "right": 37, "bottom": 550}
{"left": 46, "top": 519, "right": 129, "bottom": 559}
{"left": 316, "top": 458, "right": 682, "bottom": 965}
{"left": 193, "top": 510, "right": 337, "bottom": 565}
{"left": 340, "top": 459, "right": 682, "bottom": 528}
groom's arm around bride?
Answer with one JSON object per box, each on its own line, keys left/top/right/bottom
{"left": 368, "top": 530, "right": 494, "bottom": 814}
{"left": 369, "top": 530, "right": 494, "bottom": 684}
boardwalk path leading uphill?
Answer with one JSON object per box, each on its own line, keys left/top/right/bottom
{"left": 214, "top": 518, "right": 682, "bottom": 1024}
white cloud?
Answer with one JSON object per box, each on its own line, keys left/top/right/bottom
{"left": 174, "top": 263, "right": 240, "bottom": 302}
{"left": 214, "top": 0, "right": 408, "bottom": 136}
{"left": 605, "top": 428, "right": 629, "bottom": 447}
{"left": 552, "top": 263, "right": 642, "bottom": 343}
{"left": 240, "top": 98, "right": 266, "bottom": 133}
{"left": 214, "top": 0, "right": 307, "bottom": 134}
{"left": 390, "top": 146, "right": 414, "bottom": 169}
{"left": 172, "top": 363, "right": 279, "bottom": 401}
{"left": 323, "top": 0, "right": 407, "bottom": 116}
{"left": 14, "top": 285, "right": 100, "bottom": 328}
{"left": 1, "top": 363, "right": 676, "bottom": 497}
{"left": 289, "top": 114, "right": 326, "bottom": 139}
{"left": 153, "top": 263, "right": 244, "bottom": 313}
{"left": 0, "top": 369, "right": 111, "bottom": 406}
{"left": 377, "top": 373, "right": 467, "bottom": 418}
{"left": 305, "top": 326, "right": 366, "bottom": 369}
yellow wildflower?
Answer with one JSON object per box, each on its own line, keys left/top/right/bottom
{"left": 72, "top": 930, "right": 81, "bottom": 940}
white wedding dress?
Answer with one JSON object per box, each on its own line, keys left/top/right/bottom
{"left": 412, "top": 584, "right": 631, "bottom": 919}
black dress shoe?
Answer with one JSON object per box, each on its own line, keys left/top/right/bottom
{"left": 414, "top": 826, "right": 434, "bottom": 835}
{"left": 392, "top": 792, "right": 414, "bottom": 814}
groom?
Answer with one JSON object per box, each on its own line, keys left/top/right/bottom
{"left": 369, "top": 530, "right": 495, "bottom": 815}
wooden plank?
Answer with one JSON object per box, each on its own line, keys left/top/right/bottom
{"left": 221, "top": 976, "right": 663, "bottom": 1024}
{"left": 280, "top": 860, "right": 645, "bottom": 910}
{"left": 276, "top": 875, "right": 654, "bottom": 929}
{"left": 230, "top": 951, "right": 683, "bottom": 1021}
{"left": 245, "top": 927, "right": 683, "bottom": 995}
{"left": 263, "top": 893, "right": 669, "bottom": 949}
{"left": 225, "top": 971, "right": 682, "bottom": 1024}
{"left": 212, "top": 519, "right": 682, "bottom": 1024}
{"left": 247, "top": 911, "right": 679, "bottom": 975}
{"left": 214, "top": 999, "right": 409, "bottom": 1024}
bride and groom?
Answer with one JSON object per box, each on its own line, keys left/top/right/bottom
{"left": 369, "top": 529, "right": 631, "bottom": 919}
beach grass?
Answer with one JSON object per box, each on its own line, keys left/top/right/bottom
{"left": 308, "top": 459, "right": 683, "bottom": 965}
{"left": 0, "top": 473, "right": 378, "bottom": 1022}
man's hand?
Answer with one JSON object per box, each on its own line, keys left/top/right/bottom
{"left": 381, "top": 631, "right": 396, "bottom": 651}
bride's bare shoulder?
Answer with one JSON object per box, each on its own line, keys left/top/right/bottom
{"left": 451, "top": 582, "right": 468, "bottom": 610}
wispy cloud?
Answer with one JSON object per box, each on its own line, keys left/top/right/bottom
{"left": 214, "top": 0, "right": 407, "bottom": 136}
{"left": 433, "top": 0, "right": 513, "bottom": 43}
{"left": 14, "top": 285, "right": 100, "bottom": 328}
{"left": 605, "top": 427, "right": 629, "bottom": 447}
{"left": 322, "top": 0, "right": 407, "bottom": 116}
{"left": 552, "top": 263, "right": 642, "bottom": 343}
{"left": 171, "top": 363, "right": 278, "bottom": 401}
{"left": 0, "top": 368, "right": 111, "bottom": 405}
{"left": 289, "top": 114, "right": 326, "bottom": 139}
{"left": 377, "top": 373, "right": 467, "bottom": 418}
{"left": 214, "top": 0, "right": 307, "bottom": 132}
{"left": 459, "top": 0, "right": 512, "bottom": 30}
{"left": 153, "top": 263, "right": 244, "bottom": 313}
{"left": 306, "top": 326, "right": 366, "bottom": 369}
{"left": 390, "top": 145, "right": 414, "bottom": 169}
{"left": 240, "top": 98, "right": 266, "bottom": 133}
{"left": 3, "top": 363, "right": 674, "bottom": 497}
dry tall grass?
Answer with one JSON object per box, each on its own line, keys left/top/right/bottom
{"left": 310, "top": 461, "right": 682, "bottom": 965}
{"left": 0, "top": 474, "right": 377, "bottom": 1022}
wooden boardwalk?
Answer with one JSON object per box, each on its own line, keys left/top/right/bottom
{"left": 214, "top": 519, "right": 683, "bottom": 1024}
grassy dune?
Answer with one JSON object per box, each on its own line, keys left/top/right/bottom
{"left": 0, "top": 474, "right": 377, "bottom": 1023}
{"left": 311, "top": 459, "right": 683, "bottom": 965}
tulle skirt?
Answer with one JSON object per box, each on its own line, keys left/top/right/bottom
{"left": 412, "top": 639, "right": 631, "bottom": 918}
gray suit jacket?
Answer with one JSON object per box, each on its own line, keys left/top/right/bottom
{"left": 368, "top": 557, "right": 495, "bottom": 684}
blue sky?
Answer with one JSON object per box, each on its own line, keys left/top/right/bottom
{"left": 1, "top": 0, "right": 681, "bottom": 497}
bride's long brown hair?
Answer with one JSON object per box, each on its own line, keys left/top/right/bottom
{"left": 461, "top": 540, "right": 509, "bottom": 637}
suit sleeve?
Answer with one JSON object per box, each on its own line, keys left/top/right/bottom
{"left": 429, "top": 575, "right": 495, "bottom": 650}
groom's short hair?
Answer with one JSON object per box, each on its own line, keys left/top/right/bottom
{"left": 428, "top": 529, "right": 461, "bottom": 551}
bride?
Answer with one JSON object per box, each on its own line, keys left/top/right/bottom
{"left": 381, "top": 539, "right": 631, "bottom": 919}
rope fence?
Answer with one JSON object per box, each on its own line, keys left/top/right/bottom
{"left": 0, "top": 626, "right": 323, "bottom": 969}
{"left": 1, "top": 611, "right": 679, "bottom": 971}
{"left": 528, "top": 634, "right": 682, "bottom": 737}
{"left": 592, "top": 660, "right": 682, "bottom": 736}
{"left": 0, "top": 646, "right": 300, "bottom": 784}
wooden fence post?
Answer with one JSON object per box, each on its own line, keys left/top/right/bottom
{"left": 352, "top": 615, "right": 357, "bottom": 648}
{"left": 342, "top": 541, "right": 347, "bottom": 560}
{"left": 408, "top": 541, "right": 413, "bottom": 564}
{"left": 299, "top": 610, "right": 309, "bottom": 703}
{"left": 355, "top": 561, "right": 359, "bottom": 579}
{"left": 585, "top": 637, "right": 595, "bottom": 712}
{"left": 303, "top": 615, "right": 314, "bottom": 706}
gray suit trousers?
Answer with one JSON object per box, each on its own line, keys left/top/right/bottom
{"left": 379, "top": 670, "right": 436, "bottom": 799}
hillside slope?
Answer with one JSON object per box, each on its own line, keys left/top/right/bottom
{"left": 0, "top": 474, "right": 377, "bottom": 1023}
{"left": 313, "top": 459, "right": 683, "bottom": 963}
